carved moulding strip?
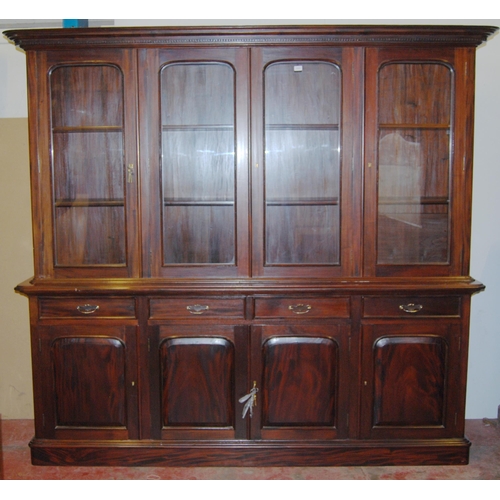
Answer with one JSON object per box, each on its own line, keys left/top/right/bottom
{"left": 4, "top": 26, "right": 498, "bottom": 50}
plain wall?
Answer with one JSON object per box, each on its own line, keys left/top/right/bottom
{"left": 0, "top": 19, "right": 499, "bottom": 420}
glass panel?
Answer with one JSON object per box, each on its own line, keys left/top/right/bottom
{"left": 55, "top": 206, "right": 125, "bottom": 265}
{"left": 266, "top": 205, "right": 339, "bottom": 264}
{"left": 161, "top": 63, "right": 236, "bottom": 264}
{"left": 264, "top": 62, "right": 341, "bottom": 265}
{"left": 377, "top": 63, "right": 452, "bottom": 264}
{"left": 163, "top": 205, "right": 234, "bottom": 264}
{"left": 50, "top": 65, "right": 126, "bottom": 266}
{"left": 53, "top": 133, "right": 124, "bottom": 202}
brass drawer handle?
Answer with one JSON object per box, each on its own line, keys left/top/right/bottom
{"left": 399, "top": 303, "right": 423, "bottom": 314}
{"left": 186, "top": 304, "right": 210, "bottom": 315}
{"left": 288, "top": 304, "right": 312, "bottom": 315}
{"left": 76, "top": 304, "right": 100, "bottom": 315}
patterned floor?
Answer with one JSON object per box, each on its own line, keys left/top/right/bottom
{"left": 1, "top": 419, "right": 499, "bottom": 479}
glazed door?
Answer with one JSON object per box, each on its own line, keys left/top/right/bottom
{"left": 150, "top": 324, "right": 248, "bottom": 440}
{"left": 248, "top": 325, "right": 351, "bottom": 440}
{"left": 139, "top": 48, "right": 250, "bottom": 278}
{"left": 34, "top": 324, "right": 139, "bottom": 440}
{"left": 364, "top": 47, "right": 475, "bottom": 277}
{"left": 32, "top": 50, "right": 139, "bottom": 278}
{"left": 360, "top": 321, "right": 466, "bottom": 439}
{"left": 251, "top": 47, "right": 362, "bottom": 278}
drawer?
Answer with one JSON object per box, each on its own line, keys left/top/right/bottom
{"left": 254, "top": 297, "right": 350, "bottom": 319}
{"left": 149, "top": 298, "right": 245, "bottom": 319}
{"left": 363, "top": 296, "right": 461, "bottom": 318}
{"left": 39, "top": 297, "right": 136, "bottom": 318}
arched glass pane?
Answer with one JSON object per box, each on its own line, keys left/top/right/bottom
{"left": 161, "top": 63, "right": 236, "bottom": 264}
{"left": 377, "top": 63, "right": 452, "bottom": 264}
{"left": 50, "top": 64, "right": 126, "bottom": 266}
{"left": 264, "top": 62, "right": 341, "bottom": 265}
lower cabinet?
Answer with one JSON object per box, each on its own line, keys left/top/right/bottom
{"left": 150, "top": 324, "right": 248, "bottom": 440}
{"left": 33, "top": 324, "right": 139, "bottom": 441}
{"left": 149, "top": 322, "right": 350, "bottom": 441}
{"left": 250, "top": 325, "right": 351, "bottom": 440}
{"left": 26, "top": 293, "right": 472, "bottom": 466}
{"left": 360, "top": 321, "right": 465, "bottom": 440}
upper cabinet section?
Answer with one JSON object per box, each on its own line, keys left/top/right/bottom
{"left": 5, "top": 25, "right": 496, "bottom": 282}
{"left": 251, "top": 46, "right": 361, "bottom": 278}
{"left": 364, "top": 47, "right": 474, "bottom": 277}
{"left": 50, "top": 64, "right": 127, "bottom": 267}
{"left": 139, "top": 47, "right": 250, "bottom": 278}
{"left": 25, "top": 49, "right": 140, "bottom": 279}
{"left": 376, "top": 62, "right": 452, "bottom": 266}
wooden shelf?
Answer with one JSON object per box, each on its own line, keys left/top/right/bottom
{"left": 55, "top": 199, "right": 125, "bottom": 207}
{"left": 267, "top": 197, "right": 339, "bottom": 206}
{"left": 266, "top": 123, "right": 339, "bottom": 131}
{"left": 52, "top": 126, "right": 123, "bottom": 133}
{"left": 379, "top": 123, "right": 450, "bottom": 129}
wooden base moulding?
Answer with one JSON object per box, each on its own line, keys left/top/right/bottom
{"left": 30, "top": 439, "right": 471, "bottom": 467}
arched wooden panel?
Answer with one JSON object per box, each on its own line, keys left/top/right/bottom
{"left": 160, "top": 337, "right": 235, "bottom": 427}
{"left": 262, "top": 336, "right": 338, "bottom": 426}
{"left": 373, "top": 336, "right": 447, "bottom": 427}
{"left": 52, "top": 336, "right": 127, "bottom": 427}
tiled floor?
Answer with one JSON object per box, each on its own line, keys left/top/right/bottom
{"left": 1, "top": 419, "right": 499, "bottom": 479}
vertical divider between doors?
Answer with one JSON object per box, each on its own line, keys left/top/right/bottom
{"left": 137, "top": 48, "right": 160, "bottom": 278}
{"left": 136, "top": 296, "right": 151, "bottom": 439}
{"left": 250, "top": 48, "right": 265, "bottom": 277}
{"left": 342, "top": 46, "right": 365, "bottom": 278}
{"left": 234, "top": 325, "right": 251, "bottom": 439}
{"left": 235, "top": 47, "right": 252, "bottom": 277}
{"left": 363, "top": 48, "right": 378, "bottom": 277}
{"left": 131, "top": 48, "right": 142, "bottom": 278}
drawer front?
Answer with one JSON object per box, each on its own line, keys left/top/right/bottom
{"left": 39, "top": 297, "right": 136, "bottom": 319}
{"left": 363, "top": 296, "right": 461, "bottom": 318}
{"left": 254, "top": 297, "right": 350, "bottom": 319}
{"left": 149, "top": 298, "right": 245, "bottom": 319}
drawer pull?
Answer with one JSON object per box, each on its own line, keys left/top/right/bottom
{"left": 186, "top": 304, "right": 210, "bottom": 315}
{"left": 399, "top": 303, "right": 423, "bottom": 314}
{"left": 288, "top": 304, "right": 312, "bottom": 315}
{"left": 76, "top": 304, "right": 100, "bottom": 315}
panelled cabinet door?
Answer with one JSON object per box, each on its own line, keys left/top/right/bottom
{"left": 139, "top": 48, "right": 250, "bottom": 278}
{"left": 34, "top": 325, "right": 139, "bottom": 440}
{"left": 32, "top": 50, "right": 140, "bottom": 278}
{"left": 251, "top": 47, "right": 362, "bottom": 278}
{"left": 249, "top": 325, "right": 351, "bottom": 440}
{"left": 364, "top": 47, "right": 474, "bottom": 277}
{"left": 360, "top": 321, "right": 465, "bottom": 439}
{"left": 150, "top": 325, "right": 248, "bottom": 440}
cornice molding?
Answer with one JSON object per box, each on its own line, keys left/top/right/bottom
{"left": 4, "top": 25, "right": 498, "bottom": 50}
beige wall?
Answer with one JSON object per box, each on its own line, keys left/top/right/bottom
{"left": 0, "top": 117, "right": 33, "bottom": 418}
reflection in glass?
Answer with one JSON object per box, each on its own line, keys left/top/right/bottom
{"left": 264, "top": 62, "right": 341, "bottom": 265}
{"left": 161, "top": 63, "right": 236, "bottom": 264}
{"left": 377, "top": 63, "right": 452, "bottom": 264}
{"left": 50, "top": 64, "right": 126, "bottom": 266}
